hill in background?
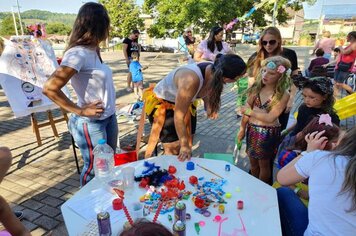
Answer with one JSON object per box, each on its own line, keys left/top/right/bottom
{"left": 0, "top": 10, "right": 75, "bottom": 36}
{"left": 0, "top": 9, "right": 76, "bottom": 25}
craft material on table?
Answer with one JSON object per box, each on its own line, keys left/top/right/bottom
{"left": 196, "top": 163, "right": 224, "bottom": 179}
{"left": 61, "top": 155, "right": 282, "bottom": 236}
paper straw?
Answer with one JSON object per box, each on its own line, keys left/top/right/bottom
{"left": 196, "top": 164, "right": 223, "bottom": 179}
{"left": 122, "top": 203, "right": 134, "bottom": 226}
{"left": 152, "top": 201, "right": 163, "bottom": 223}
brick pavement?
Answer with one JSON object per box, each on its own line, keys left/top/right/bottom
{"left": 0, "top": 45, "right": 354, "bottom": 235}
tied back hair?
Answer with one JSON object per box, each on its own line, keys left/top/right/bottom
{"left": 288, "top": 116, "right": 340, "bottom": 151}
{"left": 335, "top": 127, "right": 356, "bottom": 212}
{"left": 247, "top": 56, "right": 291, "bottom": 109}
{"left": 207, "top": 26, "right": 224, "bottom": 53}
{"left": 66, "top": 2, "right": 110, "bottom": 51}
{"left": 208, "top": 54, "right": 246, "bottom": 114}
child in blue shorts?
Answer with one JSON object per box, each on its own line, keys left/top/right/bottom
{"left": 129, "top": 52, "right": 147, "bottom": 100}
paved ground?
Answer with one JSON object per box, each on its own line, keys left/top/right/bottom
{"left": 0, "top": 45, "right": 354, "bottom": 235}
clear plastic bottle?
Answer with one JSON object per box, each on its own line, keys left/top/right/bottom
{"left": 93, "top": 139, "right": 114, "bottom": 184}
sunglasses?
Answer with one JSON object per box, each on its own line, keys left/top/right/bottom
{"left": 262, "top": 40, "right": 277, "bottom": 46}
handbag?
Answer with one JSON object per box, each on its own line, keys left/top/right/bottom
{"left": 337, "top": 55, "right": 353, "bottom": 72}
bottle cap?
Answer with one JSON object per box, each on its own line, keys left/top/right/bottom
{"left": 186, "top": 161, "right": 195, "bottom": 170}
{"left": 237, "top": 200, "right": 244, "bottom": 210}
{"left": 112, "top": 198, "right": 123, "bottom": 210}
{"left": 98, "top": 139, "right": 106, "bottom": 145}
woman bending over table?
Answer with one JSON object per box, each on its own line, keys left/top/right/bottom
{"left": 144, "top": 54, "right": 246, "bottom": 161}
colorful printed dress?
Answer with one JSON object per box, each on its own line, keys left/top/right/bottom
{"left": 246, "top": 94, "right": 281, "bottom": 160}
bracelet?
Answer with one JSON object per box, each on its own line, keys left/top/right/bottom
{"left": 294, "top": 187, "right": 301, "bottom": 194}
{"left": 244, "top": 108, "right": 252, "bottom": 117}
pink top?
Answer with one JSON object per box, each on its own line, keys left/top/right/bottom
{"left": 315, "top": 38, "right": 335, "bottom": 54}
{"left": 196, "top": 40, "right": 231, "bottom": 61}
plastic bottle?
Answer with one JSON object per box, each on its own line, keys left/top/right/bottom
{"left": 93, "top": 139, "right": 114, "bottom": 184}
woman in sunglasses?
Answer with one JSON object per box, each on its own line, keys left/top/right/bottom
{"left": 247, "top": 26, "right": 299, "bottom": 131}
{"left": 194, "top": 26, "right": 234, "bottom": 62}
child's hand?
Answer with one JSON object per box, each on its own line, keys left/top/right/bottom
{"left": 237, "top": 129, "right": 245, "bottom": 143}
{"left": 305, "top": 130, "right": 327, "bottom": 152}
{"left": 238, "top": 105, "right": 252, "bottom": 116}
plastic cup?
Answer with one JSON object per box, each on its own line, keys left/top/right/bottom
{"left": 130, "top": 202, "right": 144, "bottom": 221}
{"left": 122, "top": 167, "right": 135, "bottom": 189}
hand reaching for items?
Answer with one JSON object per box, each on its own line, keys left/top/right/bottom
{"left": 177, "top": 145, "right": 192, "bottom": 162}
{"left": 237, "top": 128, "right": 245, "bottom": 143}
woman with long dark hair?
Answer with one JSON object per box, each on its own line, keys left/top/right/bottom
{"left": 144, "top": 54, "right": 246, "bottom": 160}
{"left": 194, "top": 26, "right": 234, "bottom": 62}
{"left": 43, "top": 2, "right": 117, "bottom": 186}
{"left": 277, "top": 127, "right": 356, "bottom": 236}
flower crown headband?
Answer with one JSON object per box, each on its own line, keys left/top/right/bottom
{"left": 266, "top": 61, "right": 292, "bottom": 76}
{"left": 318, "top": 114, "right": 333, "bottom": 126}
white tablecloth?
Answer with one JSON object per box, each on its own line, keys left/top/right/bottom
{"left": 61, "top": 155, "right": 281, "bottom": 235}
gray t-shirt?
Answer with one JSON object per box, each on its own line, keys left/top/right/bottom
{"left": 295, "top": 150, "right": 356, "bottom": 236}
{"left": 61, "top": 46, "right": 116, "bottom": 120}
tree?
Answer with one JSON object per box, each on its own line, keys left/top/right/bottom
{"left": 100, "top": 0, "right": 144, "bottom": 38}
{"left": 0, "top": 15, "right": 24, "bottom": 36}
{"left": 143, "top": 0, "right": 316, "bottom": 37}
{"left": 46, "top": 22, "right": 71, "bottom": 35}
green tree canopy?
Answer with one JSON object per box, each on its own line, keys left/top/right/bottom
{"left": 100, "top": 0, "right": 144, "bottom": 38}
{"left": 144, "top": 0, "right": 316, "bottom": 38}
{"left": 0, "top": 15, "right": 24, "bottom": 36}
{"left": 46, "top": 22, "right": 71, "bottom": 35}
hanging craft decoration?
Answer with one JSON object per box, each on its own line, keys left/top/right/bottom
{"left": 224, "top": 0, "right": 277, "bottom": 30}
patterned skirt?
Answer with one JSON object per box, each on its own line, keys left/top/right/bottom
{"left": 246, "top": 123, "right": 281, "bottom": 160}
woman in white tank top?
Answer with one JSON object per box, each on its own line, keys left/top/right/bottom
{"left": 145, "top": 54, "right": 246, "bottom": 161}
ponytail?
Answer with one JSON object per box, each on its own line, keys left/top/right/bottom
{"left": 207, "top": 54, "right": 246, "bottom": 114}
{"left": 208, "top": 63, "right": 225, "bottom": 114}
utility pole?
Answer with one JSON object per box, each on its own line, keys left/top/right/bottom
{"left": 272, "top": 0, "right": 278, "bottom": 27}
{"left": 11, "top": 7, "right": 19, "bottom": 36}
{"left": 15, "top": 0, "right": 24, "bottom": 35}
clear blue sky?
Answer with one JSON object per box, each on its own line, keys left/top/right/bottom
{"left": 303, "top": 0, "right": 356, "bottom": 19}
{"left": 0, "top": 0, "right": 354, "bottom": 19}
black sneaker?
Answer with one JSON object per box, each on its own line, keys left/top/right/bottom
{"left": 14, "top": 211, "right": 24, "bottom": 220}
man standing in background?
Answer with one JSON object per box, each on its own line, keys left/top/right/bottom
{"left": 123, "top": 30, "right": 140, "bottom": 92}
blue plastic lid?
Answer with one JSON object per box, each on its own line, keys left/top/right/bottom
{"left": 98, "top": 139, "right": 106, "bottom": 145}
{"left": 186, "top": 161, "right": 195, "bottom": 171}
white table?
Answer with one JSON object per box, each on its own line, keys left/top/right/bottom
{"left": 61, "top": 156, "right": 282, "bottom": 236}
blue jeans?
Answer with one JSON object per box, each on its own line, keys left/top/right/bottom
{"left": 68, "top": 114, "right": 118, "bottom": 186}
{"left": 277, "top": 187, "right": 308, "bottom": 236}
{"left": 334, "top": 69, "right": 350, "bottom": 83}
